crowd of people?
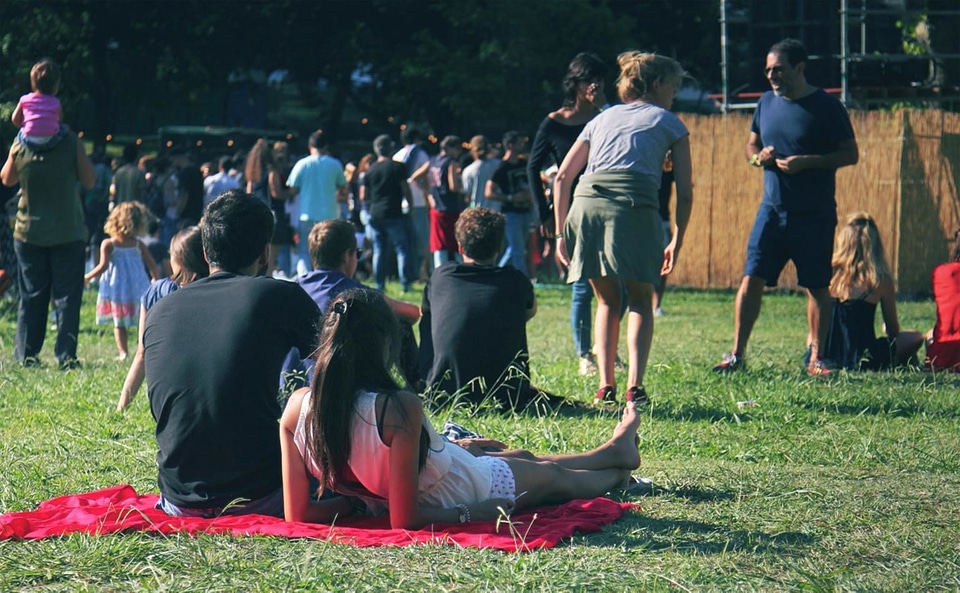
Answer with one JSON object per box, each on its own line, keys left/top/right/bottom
{"left": 2, "top": 40, "right": 960, "bottom": 530}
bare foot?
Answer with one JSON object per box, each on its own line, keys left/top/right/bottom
{"left": 609, "top": 402, "right": 642, "bottom": 470}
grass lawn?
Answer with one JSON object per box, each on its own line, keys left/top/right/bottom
{"left": 1, "top": 283, "right": 959, "bottom": 591}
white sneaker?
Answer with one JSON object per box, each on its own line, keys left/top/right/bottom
{"left": 654, "top": 307, "right": 666, "bottom": 317}
{"left": 296, "top": 259, "right": 309, "bottom": 277}
{"left": 578, "top": 354, "right": 598, "bottom": 376}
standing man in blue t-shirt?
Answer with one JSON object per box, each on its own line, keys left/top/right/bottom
{"left": 713, "top": 38, "right": 859, "bottom": 377}
{"left": 286, "top": 131, "right": 348, "bottom": 274}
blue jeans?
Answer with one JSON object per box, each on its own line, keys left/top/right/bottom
{"left": 158, "top": 487, "right": 285, "bottom": 518}
{"left": 14, "top": 240, "right": 85, "bottom": 365}
{"left": 297, "top": 219, "right": 318, "bottom": 272}
{"left": 571, "top": 279, "right": 593, "bottom": 357}
{"left": 410, "top": 206, "right": 430, "bottom": 277}
{"left": 370, "top": 216, "right": 414, "bottom": 290}
{"left": 569, "top": 278, "right": 628, "bottom": 357}
{"left": 498, "top": 211, "right": 530, "bottom": 276}
{"left": 275, "top": 244, "right": 292, "bottom": 276}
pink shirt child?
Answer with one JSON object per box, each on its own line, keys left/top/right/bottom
{"left": 18, "top": 92, "right": 61, "bottom": 137}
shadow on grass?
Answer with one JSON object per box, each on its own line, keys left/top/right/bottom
{"left": 624, "top": 515, "right": 817, "bottom": 555}
{"left": 650, "top": 407, "right": 741, "bottom": 423}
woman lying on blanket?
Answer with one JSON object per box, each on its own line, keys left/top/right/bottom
{"left": 279, "top": 287, "right": 642, "bottom": 529}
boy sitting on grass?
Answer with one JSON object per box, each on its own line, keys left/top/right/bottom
{"left": 420, "top": 207, "right": 564, "bottom": 410}
{"left": 281, "top": 219, "right": 421, "bottom": 391}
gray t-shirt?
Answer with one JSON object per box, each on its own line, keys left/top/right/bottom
{"left": 579, "top": 102, "right": 688, "bottom": 186}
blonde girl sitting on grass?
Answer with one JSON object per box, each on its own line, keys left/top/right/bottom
{"left": 822, "top": 211, "right": 923, "bottom": 370}
{"left": 85, "top": 202, "right": 161, "bottom": 360}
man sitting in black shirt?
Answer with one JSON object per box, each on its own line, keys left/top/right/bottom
{"left": 420, "top": 207, "right": 562, "bottom": 411}
{"left": 144, "top": 190, "right": 320, "bottom": 517}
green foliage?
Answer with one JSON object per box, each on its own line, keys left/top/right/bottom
{"left": 1, "top": 285, "right": 959, "bottom": 589}
{"left": 896, "top": 13, "right": 931, "bottom": 56}
{"left": 0, "top": 0, "right": 724, "bottom": 144}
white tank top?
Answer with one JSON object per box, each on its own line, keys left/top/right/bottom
{"left": 294, "top": 390, "right": 494, "bottom": 508}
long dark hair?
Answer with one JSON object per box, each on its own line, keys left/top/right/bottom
{"left": 306, "top": 288, "right": 426, "bottom": 492}
{"left": 561, "top": 52, "right": 607, "bottom": 107}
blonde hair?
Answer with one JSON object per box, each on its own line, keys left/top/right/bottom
{"left": 830, "top": 211, "right": 892, "bottom": 301}
{"left": 104, "top": 201, "right": 147, "bottom": 241}
{"left": 616, "top": 51, "right": 686, "bottom": 103}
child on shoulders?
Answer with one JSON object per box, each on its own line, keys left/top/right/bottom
{"left": 12, "top": 59, "right": 64, "bottom": 148}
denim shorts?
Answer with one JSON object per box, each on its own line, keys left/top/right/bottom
{"left": 157, "top": 487, "right": 284, "bottom": 518}
{"left": 744, "top": 203, "right": 836, "bottom": 289}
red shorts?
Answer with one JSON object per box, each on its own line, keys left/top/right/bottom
{"left": 429, "top": 209, "right": 460, "bottom": 253}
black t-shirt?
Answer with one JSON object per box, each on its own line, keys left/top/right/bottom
{"left": 491, "top": 159, "right": 531, "bottom": 214}
{"left": 178, "top": 165, "right": 204, "bottom": 224}
{"left": 363, "top": 160, "right": 407, "bottom": 219}
{"left": 420, "top": 263, "right": 534, "bottom": 408}
{"left": 143, "top": 272, "right": 320, "bottom": 508}
{"left": 526, "top": 116, "right": 586, "bottom": 223}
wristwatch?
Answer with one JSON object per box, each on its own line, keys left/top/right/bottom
{"left": 455, "top": 503, "right": 470, "bottom": 523}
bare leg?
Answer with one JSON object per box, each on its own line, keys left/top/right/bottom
{"left": 504, "top": 402, "right": 642, "bottom": 509}
{"left": 652, "top": 274, "right": 667, "bottom": 311}
{"left": 893, "top": 330, "right": 924, "bottom": 365}
{"left": 624, "top": 280, "right": 655, "bottom": 389}
{"left": 590, "top": 277, "right": 622, "bottom": 389}
{"left": 807, "top": 287, "right": 832, "bottom": 361}
{"left": 733, "top": 275, "right": 766, "bottom": 356}
{"left": 114, "top": 326, "right": 129, "bottom": 360}
{"left": 537, "top": 402, "right": 642, "bottom": 470}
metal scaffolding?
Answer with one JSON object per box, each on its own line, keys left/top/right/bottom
{"left": 719, "top": 0, "right": 960, "bottom": 112}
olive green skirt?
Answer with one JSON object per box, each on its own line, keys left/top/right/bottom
{"left": 563, "top": 193, "right": 664, "bottom": 285}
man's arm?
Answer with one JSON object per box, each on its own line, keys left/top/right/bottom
{"left": 775, "top": 139, "right": 859, "bottom": 174}
{"left": 745, "top": 131, "right": 777, "bottom": 168}
{"left": 1, "top": 143, "right": 18, "bottom": 186}
{"left": 77, "top": 140, "right": 97, "bottom": 189}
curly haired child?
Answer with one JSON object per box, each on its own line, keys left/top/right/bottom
{"left": 85, "top": 201, "right": 161, "bottom": 360}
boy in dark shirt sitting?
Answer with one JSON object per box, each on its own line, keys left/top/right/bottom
{"left": 420, "top": 208, "right": 563, "bottom": 410}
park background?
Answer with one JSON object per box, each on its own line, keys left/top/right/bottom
{"left": 3, "top": 1, "right": 960, "bottom": 589}
{"left": 3, "top": 0, "right": 959, "bottom": 293}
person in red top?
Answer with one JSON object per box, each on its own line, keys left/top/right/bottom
{"left": 926, "top": 226, "right": 960, "bottom": 371}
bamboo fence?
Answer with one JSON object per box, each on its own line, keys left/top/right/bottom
{"left": 670, "top": 109, "right": 960, "bottom": 294}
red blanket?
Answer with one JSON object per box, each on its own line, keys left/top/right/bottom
{"left": 0, "top": 485, "right": 635, "bottom": 552}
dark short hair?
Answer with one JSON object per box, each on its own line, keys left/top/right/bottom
{"left": 308, "top": 130, "right": 327, "bottom": 150}
{"left": 769, "top": 38, "right": 808, "bottom": 67}
{"left": 122, "top": 144, "right": 139, "bottom": 164}
{"left": 562, "top": 52, "right": 607, "bottom": 107}
{"left": 373, "top": 134, "right": 394, "bottom": 158}
{"left": 200, "top": 190, "right": 274, "bottom": 271}
{"left": 502, "top": 130, "right": 521, "bottom": 148}
{"left": 400, "top": 127, "right": 422, "bottom": 145}
{"left": 309, "top": 219, "right": 358, "bottom": 270}
{"left": 440, "top": 135, "right": 462, "bottom": 152}
{"left": 455, "top": 208, "right": 505, "bottom": 261}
